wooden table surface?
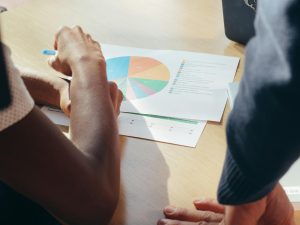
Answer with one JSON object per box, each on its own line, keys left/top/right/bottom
{"left": 1, "top": 0, "right": 299, "bottom": 224}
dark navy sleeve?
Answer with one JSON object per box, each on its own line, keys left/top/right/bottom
{"left": 217, "top": 0, "right": 300, "bottom": 204}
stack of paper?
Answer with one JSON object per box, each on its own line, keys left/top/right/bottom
{"left": 41, "top": 44, "right": 239, "bottom": 147}
{"left": 41, "top": 108, "right": 207, "bottom": 147}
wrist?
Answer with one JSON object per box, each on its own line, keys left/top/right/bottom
{"left": 70, "top": 53, "right": 105, "bottom": 76}
{"left": 71, "top": 57, "right": 108, "bottom": 89}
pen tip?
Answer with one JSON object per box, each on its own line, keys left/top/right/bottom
{"left": 42, "top": 49, "right": 56, "bottom": 55}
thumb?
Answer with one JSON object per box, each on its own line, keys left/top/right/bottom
{"left": 61, "top": 98, "right": 71, "bottom": 117}
{"left": 48, "top": 54, "right": 60, "bottom": 71}
{"left": 59, "top": 85, "right": 71, "bottom": 117}
{"left": 194, "top": 198, "right": 225, "bottom": 214}
{"left": 48, "top": 55, "right": 72, "bottom": 76}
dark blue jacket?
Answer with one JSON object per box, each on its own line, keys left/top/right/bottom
{"left": 218, "top": 0, "right": 300, "bottom": 204}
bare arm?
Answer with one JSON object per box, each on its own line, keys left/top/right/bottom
{"left": 0, "top": 26, "right": 122, "bottom": 225}
{"left": 3, "top": 44, "right": 71, "bottom": 115}
{"left": 20, "top": 68, "right": 71, "bottom": 115}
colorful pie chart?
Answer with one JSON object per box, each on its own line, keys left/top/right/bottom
{"left": 106, "top": 56, "right": 170, "bottom": 100}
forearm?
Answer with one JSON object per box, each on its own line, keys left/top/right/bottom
{"left": 0, "top": 27, "right": 119, "bottom": 225}
{"left": 0, "top": 108, "right": 118, "bottom": 225}
{"left": 69, "top": 59, "right": 120, "bottom": 204}
{"left": 19, "top": 67, "right": 66, "bottom": 107}
{"left": 4, "top": 46, "right": 68, "bottom": 109}
{"left": 18, "top": 63, "right": 120, "bottom": 223}
{"left": 70, "top": 60, "right": 118, "bottom": 153}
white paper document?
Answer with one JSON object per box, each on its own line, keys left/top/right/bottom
{"left": 101, "top": 44, "right": 239, "bottom": 122}
{"left": 227, "top": 82, "right": 239, "bottom": 107}
{"left": 281, "top": 158, "right": 300, "bottom": 210}
{"left": 41, "top": 107, "right": 207, "bottom": 147}
{"left": 118, "top": 113, "right": 206, "bottom": 147}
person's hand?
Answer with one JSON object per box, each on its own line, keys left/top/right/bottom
{"left": 47, "top": 26, "right": 123, "bottom": 115}
{"left": 108, "top": 81, "right": 123, "bottom": 116}
{"left": 158, "top": 199, "right": 224, "bottom": 225}
{"left": 48, "top": 26, "right": 104, "bottom": 76}
{"left": 224, "top": 184, "right": 295, "bottom": 225}
{"left": 158, "top": 184, "right": 295, "bottom": 225}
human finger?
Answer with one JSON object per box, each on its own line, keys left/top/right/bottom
{"left": 54, "top": 26, "right": 72, "bottom": 50}
{"left": 93, "top": 39, "right": 101, "bottom": 48}
{"left": 157, "top": 218, "right": 220, "bottom": 225}
{"left": 194, "top": 199, "right": 225, "bottom": 214}
{"left": 163, "top": 206, "right": 223, "bottom": 222}
{"left": 55, "top": 25, "right": 86, "bottom": 55}
{"left": 48, "top": 54, "right": 72, "bottom": 76}
{"left": 86, "top": 34, "right": 92, "bottom": 41}
{"left": 61, "top": 99, "right": 71, "bottom": 117}
{"left": 50, "top": 27, "right": 74, "bottom": 75}
{"left": 109, "top": 82, "right": 123, "bottom": 115}
{"left": 86, "top": 35, "right": 101, "bottom": 48}
{"left": 48, "top": 54, "right": 60, "bottom": 71}
{"left": 115, "top": 89, "right": 123, "bottom": 115}
{"left": 109, "top": 82, "right": 118, "bottom": 100}
{"left": 72, "top": 25, "right": 84, "bottom": 35}
{"left": 117, "top": 90, "right": 123, "bottom": 115}
{"left": 59, "top": 83, "right": 71, "bottom": 117}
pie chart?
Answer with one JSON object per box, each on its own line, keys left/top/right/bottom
{"left": 106, "top": 56, "right": 170, "bottom": 100}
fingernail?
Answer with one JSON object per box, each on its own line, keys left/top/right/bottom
{"left": 194, "top": 197, "right": 206, "bottom": 204}
{"left": 164, "top": 206, "right": 176, "bottom": 214}
{"left": 158, "top": 219, "right": 168, "bottom": 225}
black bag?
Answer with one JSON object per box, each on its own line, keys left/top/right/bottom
{"left": 222, "top": 0, "right": 257, "bottom": 44}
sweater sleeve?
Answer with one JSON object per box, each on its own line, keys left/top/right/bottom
{"left": 218, "top": 0, "right": 300, "bottom": 204}
{"left": 0, "top": 46, "right": 34, "bottom": 132}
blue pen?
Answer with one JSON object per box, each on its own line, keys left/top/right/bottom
{"left": 42, "top": 49, "right": 71, "bottom": 82}
{"left": 42, "top": 49, "right": 57, "bottom": 55}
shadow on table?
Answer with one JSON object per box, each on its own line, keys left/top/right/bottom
{"left": 110, "top": 103, "right": 170, "bottom": 225}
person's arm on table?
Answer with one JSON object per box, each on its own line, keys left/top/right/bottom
{"left": 0, "top": 26, "right": 122, "bottom": 225}
{"left": 18, "top": 64, "right": 118, "bottom": 116}
{"left": 3, "top": 44, "right": 71, "bottom": 115}
{"left": 20, "top": 68, "right": 71, "bottom": 115}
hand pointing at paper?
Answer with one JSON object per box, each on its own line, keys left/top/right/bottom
{"left": 47, "top": 26, "right": 123, "bottom": 116}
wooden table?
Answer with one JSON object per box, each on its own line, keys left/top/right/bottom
{"left": 1, "top": 0, "right": 299, "bottom": 224}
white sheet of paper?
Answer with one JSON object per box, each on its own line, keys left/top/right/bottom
{"left": 228, "top": 82, "right": 240, "bottom": 108}
{"left": 118, "top": 113, "right": 206, "bottom": 147}
{"left": 101, "top": 44, "right": 239, "bottom": 122}
{"left": 281, "top": 158, "right": 300, "bottom": 210}
{"left": 41, "top": 107, "right": 206, "bottom": 147}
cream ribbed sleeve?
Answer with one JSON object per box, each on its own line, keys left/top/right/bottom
{"left": 0, "top": 49, "right": 34, "bottom": 132}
